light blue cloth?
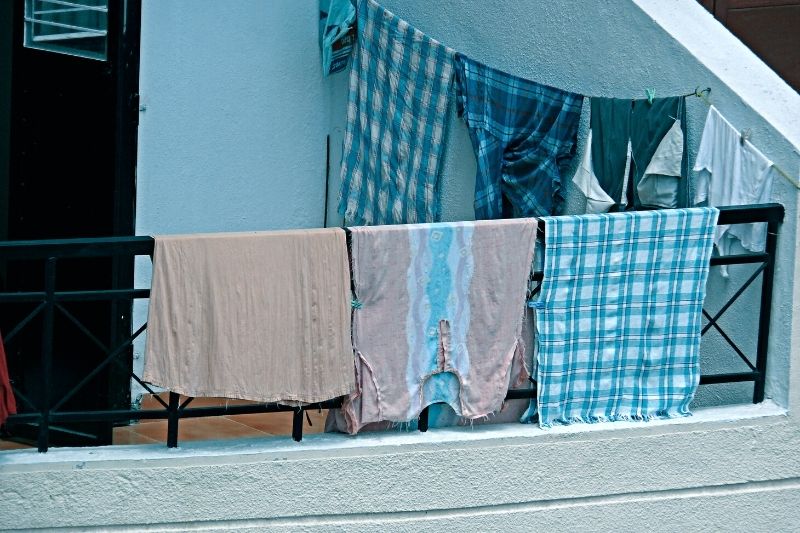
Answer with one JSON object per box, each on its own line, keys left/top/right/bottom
{"left": 319, "top": 0, "right": 356, "bottom": 76}
{"left": 526, "top": 207, "right": 718, "bottom": 427}
{"left": 338, "top": 0, "right": 456, "bottom": 225}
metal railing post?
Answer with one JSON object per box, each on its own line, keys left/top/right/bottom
{"left": 418, "top": 406, "right": 429, "bottom": 432}
{"left": 753, "top": 214, "right": 780, "bottom": 403}
{"left": 292, "top": 408, "right": 304, "bottom": 442}
{"left": 166, "top": 391, "right": 180, "bottom": 448}
{"left": 37, "top": 258, "right": 56, "bottom": 453}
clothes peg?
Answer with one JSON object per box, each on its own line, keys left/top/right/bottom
{"left": 740, "top": 127, "right": 752, "bottom": 146}
{"left": 645, "top": 88, "right": 656, "bottom": 105}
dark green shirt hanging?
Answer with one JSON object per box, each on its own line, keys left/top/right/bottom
{"left": 588, "top": 96, "right": 689, "bottom": 210}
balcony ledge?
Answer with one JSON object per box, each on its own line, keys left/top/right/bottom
{"left": 0, "top": 400, "right": 787, "bottom": 472}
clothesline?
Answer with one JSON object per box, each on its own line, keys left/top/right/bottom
{"left": 566, "top": 84, "right": 799, "bottom": 191}
{"left": 506, "top": 81, "right": 800, "bottom": 192}
{"left": 679, "top": 86, "right": 800, "bottom": 190}
{"left": 336, "top": 0, "right": 796, "bottom": 234}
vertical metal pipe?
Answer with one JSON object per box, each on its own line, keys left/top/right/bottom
{"left": 292, "top": 408, "right": 304, "bottom": 442}
{"left": 753, "top": 217, "right": 779, "bottom": 403}
{"left": 166, "top": 391, "right": 180, "bottom": 448}
{"left": 323, "top": 134, "right": 330, "bottom": 228}
{"left": 37, "top": 257, "right": 56, "bottom": 453}
{"left": 418, "top": 406, "right": 429, "bottom": 432}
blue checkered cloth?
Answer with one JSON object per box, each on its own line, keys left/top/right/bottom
{"left": 337, "top": 0, "right": 455, "bottom": 226}
{"left": 530, "top": 207, "right": 718, "bottom": 428}
{"left": 454, "top": 54, "right": 583, "bottom": 220}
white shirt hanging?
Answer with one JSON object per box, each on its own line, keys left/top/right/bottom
{"left": 571, "top": 130, "right": 616, "bottom": 214}
{"left": 693, "top": 106, "right": 774, "bottom": 275}
{"left": 638, "top": 119, "right": 684, "bottom": 209}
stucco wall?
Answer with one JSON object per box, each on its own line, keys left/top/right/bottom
{"left": 3, "top": 0, "right": 800, "bottom": 530}
{"left": 128, "top": 0, "right": 799, "bottom": 409}
{"left": 134, "top": 0, "right": 332, "bottom": 234}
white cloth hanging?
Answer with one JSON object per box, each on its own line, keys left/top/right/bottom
{"left": 693, "top": 106, "right": 774, "bottom": 276}
{"left": 572, "top": 130, "right": 616, "bottom": 214}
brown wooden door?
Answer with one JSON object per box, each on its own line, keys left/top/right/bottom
{"left": 701, "top": 0, "right": 800, "bottom": 91}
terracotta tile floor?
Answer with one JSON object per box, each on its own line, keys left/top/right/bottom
{"left": 0, "top": 438, "right": 33, "bottom": 451}
{"left": 0, "top": 393, "right": 329, "bottom": 451}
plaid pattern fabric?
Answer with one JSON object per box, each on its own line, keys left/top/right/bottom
{"left": 455, "top": 54, "right": 583, "bottom": 219}
{"left": 533, "top": 207, "right": 718, "bottom": 427}
{"left": 337, "top": 0, "right": 455, "bottom": 226}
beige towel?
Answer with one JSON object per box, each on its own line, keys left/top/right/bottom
{"left": 144, "top": 228, "right": 355, "bottom": 404}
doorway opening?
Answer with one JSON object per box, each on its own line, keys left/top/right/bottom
{"left": 0, "top": 0, "right": 140, "bottom": 448}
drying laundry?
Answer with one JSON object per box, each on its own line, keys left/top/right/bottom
{"left": 571, "top": 130, "right": 616, "bottom": 214}
{"left": 0, "top": 331, "right": 17, "bottom": 427}
{"left": 531, "top": 208, "right": 718, "bottom": 427}
{"left": 328, "top": 302, "right": 539, "bottom": 433}
{"left": 319, "top": 0, "right": 357, "bottom": 76}
{"left": 144, "top": 228, "right": 355, "bottom": 404}
{"left": 336, "top": 218, "right": 536, "bottom": 434}
{"left": 693, "top": 106, "right": 774, "bottom": 275}
{"left": 425, "top": 304, "right": 538, "bottom": 428}
{"left": 455, "top": 54, "right": 583, "bottom": 219}
{"left": 573, "top": 96, "right": 689, "bottom": 212}
{"left": 338, "top": 0, "right": 456, "bottom": 225}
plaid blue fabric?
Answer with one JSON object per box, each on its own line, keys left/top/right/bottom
{"left": 533, "top": 207, "right": 718, "bottom": 427}
{"left": 455, "top": 54, "right": 583, "bottom": 220}
{"left": 337, "top": 0, "right": 455, "bottom": 226}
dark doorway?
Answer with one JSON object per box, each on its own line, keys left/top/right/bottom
{"left": 1, "top": 0, "right": 140, "bottom": 447}
{"left": 700, "top": 0, "right": 800, "bottom": 92}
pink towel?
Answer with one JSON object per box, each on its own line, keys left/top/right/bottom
{"left": 336, "top": 218, "right": 536, "bottom": 434}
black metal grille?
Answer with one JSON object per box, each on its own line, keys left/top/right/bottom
{"left": 0, "top": 203, "right": 785, "bottom": 451}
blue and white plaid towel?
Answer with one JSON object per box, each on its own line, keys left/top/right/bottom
{"left": 530, "top": 207, "right": 718, "bottom": 427}
{"left": 455, "top": 54, "right": 583, "bottom": 219}
{"left": 338, "top": 0, "right": 455, "bottom": 226}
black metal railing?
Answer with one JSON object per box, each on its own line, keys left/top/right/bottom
{"left": 0, "top": 203, "right": 785, "bottom": 451}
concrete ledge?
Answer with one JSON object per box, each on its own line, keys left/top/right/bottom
{"left": 0, "top": 400, "right": 787, "bottom": 471}
{"left": 1, "top": 402, "right": 797, "bottom": 530}
{"left": 18, "top": 477, "right": 800, "bottom": 532}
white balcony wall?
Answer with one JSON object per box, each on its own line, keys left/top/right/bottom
{"left": 2, "top": 0, "right": 799, "bottom": 530}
